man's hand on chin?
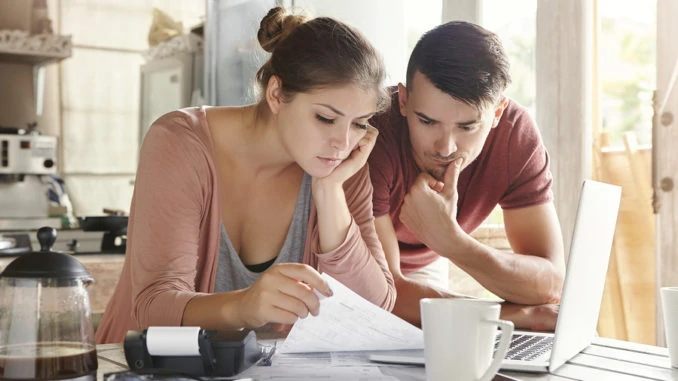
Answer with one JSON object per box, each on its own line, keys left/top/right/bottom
{"left": 499, "top": 302, "right": 560, "bottom": 332}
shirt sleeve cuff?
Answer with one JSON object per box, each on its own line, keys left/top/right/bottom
{"left": 312, "top": 218, "right": 362, "bottom": 265}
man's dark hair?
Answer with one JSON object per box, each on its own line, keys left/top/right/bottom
{"left": 406, "top": 21, "right": 511, "bottom": 109}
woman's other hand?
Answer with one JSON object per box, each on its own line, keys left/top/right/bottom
{"left": 315, "top": 125, "right": 378, "bottom": 187}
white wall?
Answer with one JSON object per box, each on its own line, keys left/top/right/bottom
{"left": 294, "top": 0, "right": 408, "bottom": 85}
{"left": 536, "top": 0, "right": 593, "bottom": 257}
{"left": 58, "top": 0, "right": 204, "bottom": 216}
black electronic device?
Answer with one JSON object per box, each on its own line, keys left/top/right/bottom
{"left": 78, "top": 216, "right": 127, "bottom": 253}
{"left": 123, "top": 328, "right": 261, "bottom": 378}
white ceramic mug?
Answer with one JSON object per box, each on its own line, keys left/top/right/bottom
{"left": 661, "top": 287, "right": 678, "bottom": 368}
{"left": 420, "top": 298, "right": 514, "bottom": 381}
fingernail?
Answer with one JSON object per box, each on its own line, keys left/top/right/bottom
{"left": 313, "top": 288, "right": 326, "bottom": 300}
{"left": 327, "top": 287, "right": 334, "bottom": 297}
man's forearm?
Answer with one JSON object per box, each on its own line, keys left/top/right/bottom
{"left": 440, "top": 234, "right": 563, "bottom": 305}
{"left": 392, "top": 275, "right": 462, "bottom": 327}
{"left": 392, "top": 273, "right": 559, "bottom": 331}
{"left": 499, "top": 302, "right": 559, "bottom": 332}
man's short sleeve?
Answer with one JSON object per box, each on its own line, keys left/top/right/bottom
{"left": 499, "top": 110, "right": 553, "bottom": 209}
{"left": 368, "top": 134, "right": 396, "bottom": 217}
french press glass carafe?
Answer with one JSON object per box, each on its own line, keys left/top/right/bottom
{"left": 0, "top": 227, "right": 98, "bottom": 380}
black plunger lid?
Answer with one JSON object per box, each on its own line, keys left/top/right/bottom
{"left": 0, "top": 227, "right": 92, "bottom": 281}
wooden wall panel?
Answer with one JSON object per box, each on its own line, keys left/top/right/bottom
{"left": 596, "top": 147, "right": 655, "bottom": 344}
{"left": 656, "top": 0, "right": 678, "bottom": 347}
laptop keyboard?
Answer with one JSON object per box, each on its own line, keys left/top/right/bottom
{"left": 494, "top": 334, "right": 554, "bottom": 361}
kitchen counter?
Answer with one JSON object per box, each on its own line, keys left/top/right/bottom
{"left": 0, "top": 227, "right": 126, "bottom": 321}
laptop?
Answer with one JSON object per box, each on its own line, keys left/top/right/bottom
{"left": 369, "top": 179, "right": 622, "bottom": 373}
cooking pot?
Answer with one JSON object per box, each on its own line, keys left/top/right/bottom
{"left": 78, "top": 216, "right": 127, "bottom": 253}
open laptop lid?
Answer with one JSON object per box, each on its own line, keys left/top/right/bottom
{"left": 548, "top": 180, "right": 621, "bottom": 371}
{"left": 368, "top": 180, "right": 622, "bottom": 372}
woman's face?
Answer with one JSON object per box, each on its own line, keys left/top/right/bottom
{"left": 271, "top": 81, "right": 378, "bottom": 178}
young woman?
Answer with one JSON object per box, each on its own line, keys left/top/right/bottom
{"left": 96, "top": 7, "right": 395, "bottom": 343}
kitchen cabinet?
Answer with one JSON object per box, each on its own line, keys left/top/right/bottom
{"left": 0, "top": 30, "right": 71, "bottom": 65}
{"left": 0, "top": 30, "right": 71, "bottom": 128}
{"left": 139, "top": 34, "right": 204, "bottom": 144}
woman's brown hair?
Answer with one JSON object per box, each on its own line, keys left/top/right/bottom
{"left": 255, "top": 7, "right": 389, "bottom": 112}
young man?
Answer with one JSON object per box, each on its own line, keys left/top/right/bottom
{"left": 368, "top": 21, "right": 565, "bottom": 329}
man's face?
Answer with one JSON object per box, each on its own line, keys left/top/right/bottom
{"left": 399, "top": 72, "right": 506, "bottom": 181}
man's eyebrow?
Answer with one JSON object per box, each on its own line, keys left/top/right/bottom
{"left": 315, "top": 103, "right": 375, "bottom": 119}
{"left": 414, "top": 111, "right": 439, "bottom": 124}
{"left": 415, "top": 111, "right": 481, "bottom": 126}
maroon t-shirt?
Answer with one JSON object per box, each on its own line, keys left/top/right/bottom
{"left": 368, "top": 91, "right": 553, "bottom": 274}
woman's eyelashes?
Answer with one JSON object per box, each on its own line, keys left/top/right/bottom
{"left": 315, "top": 114, "right": 368, "bottom": 130}
{"left": 316, "top": 114, "right": 334, "bottom": 124}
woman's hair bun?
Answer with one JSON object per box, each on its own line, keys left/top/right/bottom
{"left": 257, "top": 7, "right": 309, "bottom": 53}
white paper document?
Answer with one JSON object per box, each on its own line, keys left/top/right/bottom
{"left": 279, "top": 273, "right": 424, "bottom": 353}
{"left": 239, "top": 364, "right": 397, "bottom": 380}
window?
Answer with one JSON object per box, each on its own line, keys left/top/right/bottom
{"left": 404, "top": 0, "right": 442, "bottom": 72}
{"left": 481, "top": 0, "right": 538, "bottom": 225}
{"left": 598, "top": 0, "right": 656, "bottom": 147}
{"left": 482, "top": 0, "right": 537, "bottom": 117}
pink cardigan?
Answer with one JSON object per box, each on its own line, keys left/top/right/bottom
{"left": 95, "top": 107, "right": 396, "bottom": 343}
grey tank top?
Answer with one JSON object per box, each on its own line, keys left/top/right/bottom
{"left": 214, "top": 173, "right": 312, "bottom": 292}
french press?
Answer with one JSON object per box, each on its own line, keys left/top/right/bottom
{"left": 0, "top": 227, "right": 98, "bottom": 380}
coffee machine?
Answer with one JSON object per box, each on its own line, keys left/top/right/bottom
{"left": 0, "top": 3, "right": 75, "bottom": 246}
{"left": 0, "top": 126, "right": 110, "bottom": 256}
{"left": 0, "top": 125, "right": 61, "bottom": 231}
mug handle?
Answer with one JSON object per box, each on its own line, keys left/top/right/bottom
{"left": 478, "top": 318, "right": 514, "bottom": 381}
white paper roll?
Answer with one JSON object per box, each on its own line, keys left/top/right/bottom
{"left": 146, "top": 326, "right": 202, "bottom": 356}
